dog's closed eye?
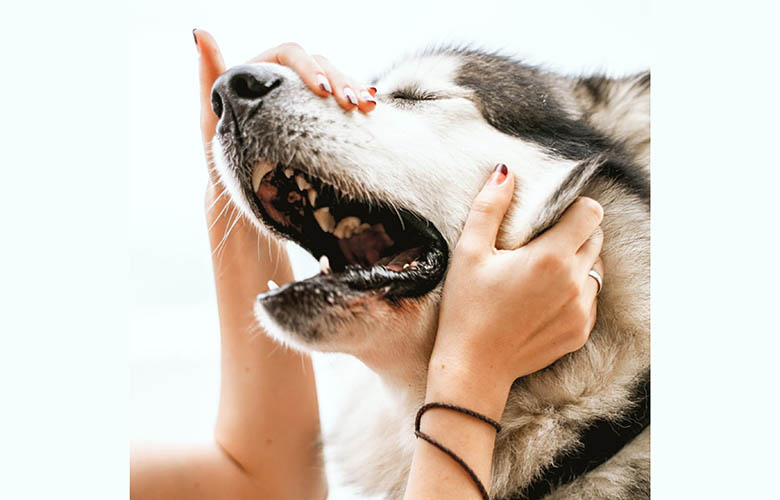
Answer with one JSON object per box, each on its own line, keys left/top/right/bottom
{"left": 389, "top": 88, "right": 439, "bottom": 103}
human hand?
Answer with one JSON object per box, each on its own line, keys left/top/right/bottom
{"left": 427, "top": 164, "right": 604, "bottom": 420}
{"left": 196, "top": 31, "right": 377, "bottom": 254}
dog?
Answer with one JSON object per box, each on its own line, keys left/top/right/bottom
{"left": 209, "top": 46, "right": 650, "bottom": 500}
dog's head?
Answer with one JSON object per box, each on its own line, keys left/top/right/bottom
{"left": 210, "top": 48, "right": 640, "bottom": 364}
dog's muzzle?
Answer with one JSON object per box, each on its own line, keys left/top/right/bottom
{"left": 210, "top": 65, "right": 283, "bottom": 135}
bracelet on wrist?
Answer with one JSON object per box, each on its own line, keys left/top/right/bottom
{"left": 414, "top": 402, "right": 502, "bottom": 500}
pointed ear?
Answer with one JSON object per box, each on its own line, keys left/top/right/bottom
{"left": 525, "top": 156, "right": 605, "bottom": 243}
{"left": 573, "top": 72, "right": 651, "bottom": 166}
{"left": 575, "top": 72, "right": 650, "bottom": 111}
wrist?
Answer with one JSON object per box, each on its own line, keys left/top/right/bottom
{"left": 425, "top": 353, "right": 511, "bottom": 422}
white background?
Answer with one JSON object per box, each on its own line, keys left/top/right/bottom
{"left": 1, "top": 1, "right": 780, "bottom": 499}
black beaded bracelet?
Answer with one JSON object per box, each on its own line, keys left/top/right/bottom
{"left": 414, "top": 402, "right": 502, "bottom": 500}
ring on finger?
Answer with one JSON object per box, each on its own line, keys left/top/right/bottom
{"left": 588, "top": 269, "right": 603, "bottom": 296}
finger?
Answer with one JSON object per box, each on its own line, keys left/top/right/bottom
{"left": 535, "top": 197, "right": 604, "bottom": 255}
{"left": 575, "top": 225, "right": 603, "bottom": 271}
{"left": 312, "top": 55, "right": 361, "bottom": 110}
{"left": 195, "top": 29, "right": 226, "bottom": 147}
{"left": 357, "top": 87, "right": 378, "bottom": 112}
{"left": 586, "top": 298, "right": 598, "bottom": 340}
{"left": 248, "top": 43, "right": 331, "bottom": 98}
{"left": 458, "top": 164, "right": 515, "bottom": 254}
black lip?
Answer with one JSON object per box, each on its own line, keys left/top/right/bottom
{"left": 242, "top": 170, "right": 449, "bottom": 299}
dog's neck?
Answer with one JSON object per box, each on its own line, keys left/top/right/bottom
{"left": 356, "top": 326, "right": 436, "bottom": 405}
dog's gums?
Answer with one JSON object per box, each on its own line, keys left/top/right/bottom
{"left": 252, "top": 163, "right": 448, "bottom": 299}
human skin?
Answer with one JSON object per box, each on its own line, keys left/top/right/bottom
{"left": 405, "top": 171, "right": 603, "bottom": 500}
{"left": 129, "top": 31, "right": 603, "bottom": 500}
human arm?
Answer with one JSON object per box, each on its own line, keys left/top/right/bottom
{"left": 404, "top": 165, "right": 604, "bottom": 499}
{"left": 130, "top": 32, "right": 338, "bottom": 500}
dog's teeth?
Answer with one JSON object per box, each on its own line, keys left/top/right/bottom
{"left": 283, "top": 168, "right": 294, "bottom": 178}
{"left": 313, "top": 207, "right": 336, "bottom": 233}
{"left": 267, "top": 280, "right": 279, "bottom": 290}
{"left": 307, "top": 188, "right": 317, "bottom": 207}
{"left": 295, "top": 174, "right": 311, "bottom": 191}
{"left": 333, "top": 216, "right": 361, "bottom": 239}
{"left": 319, "top": 255, "right": 331, "bottom": 275}
{"left": 252, "top": 167, "right": 264, "bottom": 193}
{"left": 402, "top": 263, "right": 410, "bottom": 270}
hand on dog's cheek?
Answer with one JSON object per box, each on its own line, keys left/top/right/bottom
{"left": 427, "top": 165, "right": 604, "bottom": 421}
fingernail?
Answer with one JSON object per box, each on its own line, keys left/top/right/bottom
{"left": 368, "top": 86, "right": 377, "bottom": 96}
{"left": 344, "top": 87, "right": 358, "bottom": 106}
{"left": 491, "top": 163, "right": 508, "bottom": 184}
{"left": 360, "top": 89, "right": 377, "bottom": 104}
{"left": 316, "top": 74, "right": 332, "bottom": 94}
{"left": 192, "top": 29, "right": 199, "bottom": 53}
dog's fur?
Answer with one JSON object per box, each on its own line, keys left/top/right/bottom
{"left": 212, "top": 47, "right": 650, "bottom": 499}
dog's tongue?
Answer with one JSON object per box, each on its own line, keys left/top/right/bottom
{"left": 376, "top": 247, "right": 423, "bottom": 271}
{"left": 337, "top": 224, "right": 394, "bottom": 267}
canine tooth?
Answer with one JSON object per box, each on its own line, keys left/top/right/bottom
{"left": 319, "top": 255, "right": 331, "bottom": 275}
{"left": 295, "top": 174, "right": 311, "bottom": 191}
{"left": 267, "top": 280, "right": 279, "bottom": 290}
{"left": 252, "top": 167, "right": 264, "bottom": 192}
{"left": 283, "top": 168, "right": 294, "bottom": 178}
{"left": 307, "top": 188, "right": 317, "bottom": 207}
{"left": 313, "top": 207, "right": 336, "bottom": 233}
{"left": 333, "top": 216, "right": 361, "bottom": 239}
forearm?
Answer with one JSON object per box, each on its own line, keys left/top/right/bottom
{"left": 209, "top": 216, "right": 327, "bottom": 498}
{"left": 403, "top": 361, "right": 511, "bottom": 500}
{"left": 131, "top": 443, "right": 265, "bottom": 500}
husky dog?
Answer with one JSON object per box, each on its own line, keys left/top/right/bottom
{"left": 210, "top": 47, "right": 650, "bottom": 500}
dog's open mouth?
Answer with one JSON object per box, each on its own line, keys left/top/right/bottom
{"left": 249, "top": 163, "right": 448, "bottom": 300}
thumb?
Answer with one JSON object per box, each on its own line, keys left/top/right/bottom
{"left": 458, "top": 164, "right": 515, "bottom": 253}
{"left": 194, "top": 29, "right": 226, "bottom": 148}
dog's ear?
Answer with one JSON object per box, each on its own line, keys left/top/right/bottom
{"left": 523, "top": 156, "right": 604, "bottom": 243}
{"left": 573, "top": 72, "right": 651, "bottom": 164}
{"left": 524, "top": 138, "right": 650, "bottom": 243}
{"left": 575, "top": 72, "right": 650, "bottom": 113}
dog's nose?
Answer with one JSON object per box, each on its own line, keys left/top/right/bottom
{"left": 210, "top": 65, "right": 283, "bottom": 122}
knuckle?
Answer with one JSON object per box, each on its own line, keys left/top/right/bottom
{"left": 278, "top": 41, "right": 304, "bottom": 53}
{"left": 312, "top": 54, "right": 329, "bottom": 65}
{"left": 566, "top": 280, "right": 582, "bottom": 300}
{"left": 590, "top": 226, "right": 604, "bottom": 245}
{"left": 535, "top": 251, "right": 564, "bottom": 273}
{"left": 575, "top": 303, "right": 591, "bottom": 326}
{"left": 455, "top": 240, "right": 482, "bottom": 261}
{"left": 574, "top": 328, "right": 591, "bottom": 350}
{"left": 470, "top": 197, "right": 497, "bottom": 216}
{"left": 577, "top": 197, "right": 604, "bottom": 225}
{"left": 565, "top": 326, "right": 590, "bottom": 352}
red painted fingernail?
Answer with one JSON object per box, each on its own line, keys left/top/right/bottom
{"left": 369, "top": 87, "right": 377, "bottom": 96}
{"left": 192, "top": 29, "right": 199, "bottom": 52}
{"left": 491, "top": 163, "right": 508, "bottom": 184}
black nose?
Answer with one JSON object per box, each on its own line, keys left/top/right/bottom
{"left": 210, "top": 65, "right": 283, "bottom": 122}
